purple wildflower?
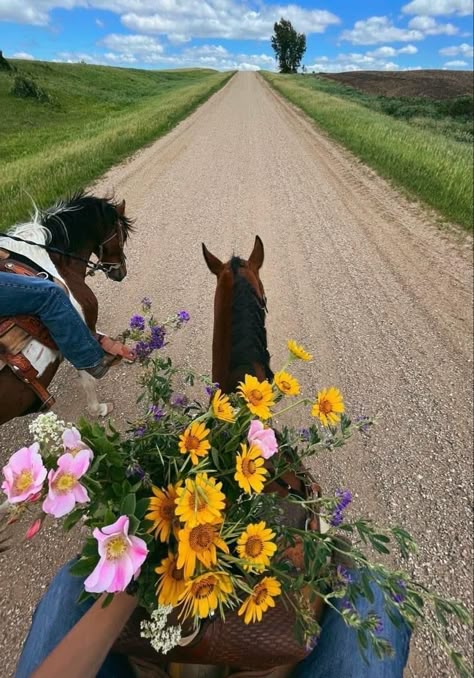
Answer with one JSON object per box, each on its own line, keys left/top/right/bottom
{"left": 205, "top": 382, "right": 220, "bottom": 397}
{"left": 177, "top": 310, "right": 190, "bottom": 323}
{"left": 171, "top": 393, "right": 188, "bottom": 408}
{"left": 135, "top": 340, "right": 152, "bottom": 360}
{"left": 374, "top": 616, "right": 384, "bottom": 635}
{"left": 298, "top": 428, "right": 310, "bottom": 442}
{"left": 340, "top": 598, "right": 356, "bottom": 613}
{"left": 306, "top": 636, "right": 319, "bottom": 652}
{"left": 391, "top": 580, "right": 407, "bottom": 604}
{"left": 149, "top": 325, "right": 165, "bottom": 350}
{"left": 141, "top": 297, "right": 152, "bottom": 311}
{"left": 336, "top": 565, "right": 353, "bottom": 585}
{"left": 148, "top": 405, "right": 165, "bottom": 421}
{"left": 133, "top": 425, "right": 147, "bottom": 438}
{"left": 130, "top": 314, "right": 145, "bottom": 331}
{"left": 126, "top": 462, "right": 145, "bottom": 480}
{"left": 330, "top": 489, "right": 352, "bottom": 527}
{"left": 355, "top": 415, "right": 371, "bottom": 434}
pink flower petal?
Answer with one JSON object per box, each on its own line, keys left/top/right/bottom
{"left": 109, "top": 553, "right": 134, "bottom": 592}
{"left": 42, "top": 491, "right": 76, "bottom": 518}
{"left": 69, "top": 450, "right": 91, "bottom": 477}
{"left": 25, "top": 518, "right": 43, "bottom": 540}
{"left": 84, "top": 558, "right": 116, "bottom": 593}
{"left": 102, "top": 515, "right": 129, "bottom": 537}
{"left": 72, "top": 482, "right": 89, "bottom": 504}
{"left": 63, "top": 427, "right": 82, "bottom": 449}
{"left": 248, "top": 420, "right": 264, "bottom": 438}
{"left": 127, "top": 535, "right": 148, "bottom": 572}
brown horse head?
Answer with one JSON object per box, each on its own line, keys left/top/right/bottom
{"left": 202, "top": 236, "right": 272, "bottom": 394}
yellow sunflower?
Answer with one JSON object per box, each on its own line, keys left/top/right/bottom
{"left": 177, "top": 522, "right": 230, "bottom": 578}
{"left": 238, "top": 576, "right": 282, "bottom": 624}
{"left": 145, "top": 483, "right": 179, "bottom": 542}
{"left": 236, "top": 521, "right": 277, "bottom": 571}
{"left": 155, "top": 552, "right": 187, "bottom": 606}
{"left": 237, "top": 375, "right": 275, "bottom": 420}
{"left": 212, "top": 389, "right": 235, "bottom": 423}
{"left": 287, "top": 340, "right": 313, "bottom": 362}
{"left": 235, "top": 444, "right": 268, "bottom": 494}
{"left": 274, "top": 371, "right": 300, "bottom": 396}
{"left": 178, "top": 571, "right": 233, "bottom": 619}
{"left": 178, "top": 421, "right": 211, "bottom": 465}
{"left": 175, "top": 473, "right": 226, "bottom": 527}
{"left": 311, "top": 387, "right": 345, "bottom": 427}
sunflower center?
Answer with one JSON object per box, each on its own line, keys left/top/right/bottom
{"left": 253, "top": 583, "right": 269, "bottom": 605}
{"left": 281, "top": 380, "right": 291, "bottom": 391}
{"left": 249, "top": 389, "right": 263, "bottom": 403}
{"left": 245, "top": 535, "right": 264, "bottom": 558}
{"left": 192, "top": 577, "right": 216, "bottom": 599}
{"left": 159, "top": 499, "right": 175, "bottom": 520}
{"left": 14, "top": 470, "right": 33, "bottom": 492}
{"left": 187, "top": 491, "right": 207, "bottom": 512}
{"left": 54, "top": 473, "right": 77, "bottom": 493}
{"left": 320, "top": 399, "right": 333, "bottom": 414}
{"left": 105, "top": 536, "right": 128, "bottom": 560}
{"left": 241, "top": 457, "right": 256, "bottom": 476}
{"left": 171, "top": 562, "right": 184, "bottom": 581}
{"left": 185, "top": 435, "right": 200, "bottom": 451}
{"left": 189, "top": 524, "right": 214, "bottom": 551}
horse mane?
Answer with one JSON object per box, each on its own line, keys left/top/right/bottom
{"left": 38, "top": 190, "right": 133, "bottom": 251}
{"left": 229, "top": 256, "right": 273, "bottom": 381}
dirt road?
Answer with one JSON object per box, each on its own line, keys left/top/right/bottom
{"left": 1, "top": 72, "right": 472, "bottom": 676}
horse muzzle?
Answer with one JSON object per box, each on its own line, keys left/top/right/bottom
{"left": 107, "top": 265, "right": 127, "bottom": 282}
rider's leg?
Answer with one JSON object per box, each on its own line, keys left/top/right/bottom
{"left": 15, "top": 559, "right": 134, "bottom": 678}
{"left": 293, "top": 571, "right": 411, "bottom": 678}
{"left": 0, "top": 272, "right": 106, "bottom": 371}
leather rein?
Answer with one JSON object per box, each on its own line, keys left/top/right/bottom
{"left": 0, "top": 227, "right": 125, "bottom": 278}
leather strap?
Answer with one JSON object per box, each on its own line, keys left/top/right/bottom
{"left": 0, "top": 315, "right": 58, "bottom": 350}
{"left": 2, "top": 352, "right": 55, "bottom": 410}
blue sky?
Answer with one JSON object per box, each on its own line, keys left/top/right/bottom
{"left": 0, "top": 0, "right": 473, "bottom": 72}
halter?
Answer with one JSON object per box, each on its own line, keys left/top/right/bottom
{"left": 0, "top": 223, "right": 125, "bottom": 279}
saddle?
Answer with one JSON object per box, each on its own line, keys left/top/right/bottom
{"left": 0, "top": 249, "right": 134, "bottom": 411}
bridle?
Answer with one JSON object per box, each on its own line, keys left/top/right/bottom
{"left": 0, "top": 222, "right": 126, "bottom": 279}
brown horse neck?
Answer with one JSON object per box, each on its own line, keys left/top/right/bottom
{"left": 51, "top": 249, "right": 99, "bottom": 330}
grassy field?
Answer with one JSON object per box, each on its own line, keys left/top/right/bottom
{"left": 262, "top": 72, "right": 473, "bottom": 230}
{"left": 0, "top": 60, "right": 233, "bottom": 231}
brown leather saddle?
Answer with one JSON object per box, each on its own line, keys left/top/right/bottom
{"left": 0, "top": 249, "right": 134, "bottom": 411}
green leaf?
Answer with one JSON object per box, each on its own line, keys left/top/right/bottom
{"left": 136, "top": 497, "right": 151, "bottom": 519}
{"left": 69, "top": 556, "right": 98, "bottom": 577}
{"left": 63, "top": 508, "right": 84, "bottom": 531}
{"left": 121, "top": 493, "right": 137, "bottom": 516}
{"left": 128, "top": 515, "right": 140, "bottom": 534}
{"left": 101, "top": 593, "right": 115, "bottom": 608}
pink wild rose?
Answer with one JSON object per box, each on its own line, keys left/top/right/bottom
{"left": 42, "top": 450, "right": 90, "bottom": 518}
{"left": 1, "top": 443, "right": 47, "bottom": 503}
{"left": 247, "top": 420, "right": 278, "bottom": 459}
{"left": 84, "top": 515, "right": 148, "bottom": 594}
{"left": 62, "top": 427, "right": 93, "bottom": 461}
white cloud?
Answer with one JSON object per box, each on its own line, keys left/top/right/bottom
{"left": 306, "top": 50, "right": 401, "bottom": 73}
{"left": 439, "top": 42, "right": 474, "bottom": 56}
{"left": 444, "top": 59, "right": 469, "bottom": 66}
{"left": 11, "top": 51, "right": 35, "bottom": 60}
{"left": 101, "top": 33, "right": 164, "bottom": 57}
{"left": 407, "top": 16, "right": 458, "bottom": 35}
{"left": 367, "top": 44, "right": 418, "bottom": 57}
{"left": 55, "top": 51, "right": 97, "bottom": 63}
{"left": 121, "top": 3, "right": 340, "bottom": 41}
{"left": 0, "top": 0, "right": 340, "bottom": 42}
{"left": 402, "top": 0, "right": 473, "bottom": 16}
{"left": 95, "top": 18, "right": 104, "bottom": 28}
{"left": 340, "top": 16, "right": 424, "bottom": 44}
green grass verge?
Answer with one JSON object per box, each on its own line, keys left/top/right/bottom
{"left": 262, "top": 72, "right": 473, "bottom": 230}
{"left": 0, "top": 61, "right": 233, "bottom": 231}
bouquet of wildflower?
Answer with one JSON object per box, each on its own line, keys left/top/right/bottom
{"left": 1, "top": 301, "right": 471, "bottom": 675}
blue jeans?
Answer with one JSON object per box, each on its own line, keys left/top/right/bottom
{"left": 16, "top": 561, "right": 411, "bottom": 678}
{"left": 0, "top": 273, "right": 104, "bottom": 369}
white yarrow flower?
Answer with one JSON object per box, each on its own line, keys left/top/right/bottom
{"left": 29, "top": 412, "right": 68, "bottom": 455}
{"left": 140, "top": 605, "right": 182, "bottom": 654}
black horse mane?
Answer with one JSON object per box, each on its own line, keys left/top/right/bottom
{"left": 39, "top": 190, "right": 133, "bottom": 251}
{"left": 230, "top": 256, "right": 273, "bottom": 381}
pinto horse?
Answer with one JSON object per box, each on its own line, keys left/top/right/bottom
{"left": 0, "top": 192, "right": 133, "bottom": 425}
{"left": 202, "top": 236, "right": 307, "bottom": 504}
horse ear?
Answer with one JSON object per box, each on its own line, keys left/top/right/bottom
{"left": 117, "top": 200, "right": 126, "bottom": 217}
{"left": 202, "top": 243, "right": 223, "bottom": 276}
{"left": 248, "top": 236, "right": 264, "bottom": 271}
